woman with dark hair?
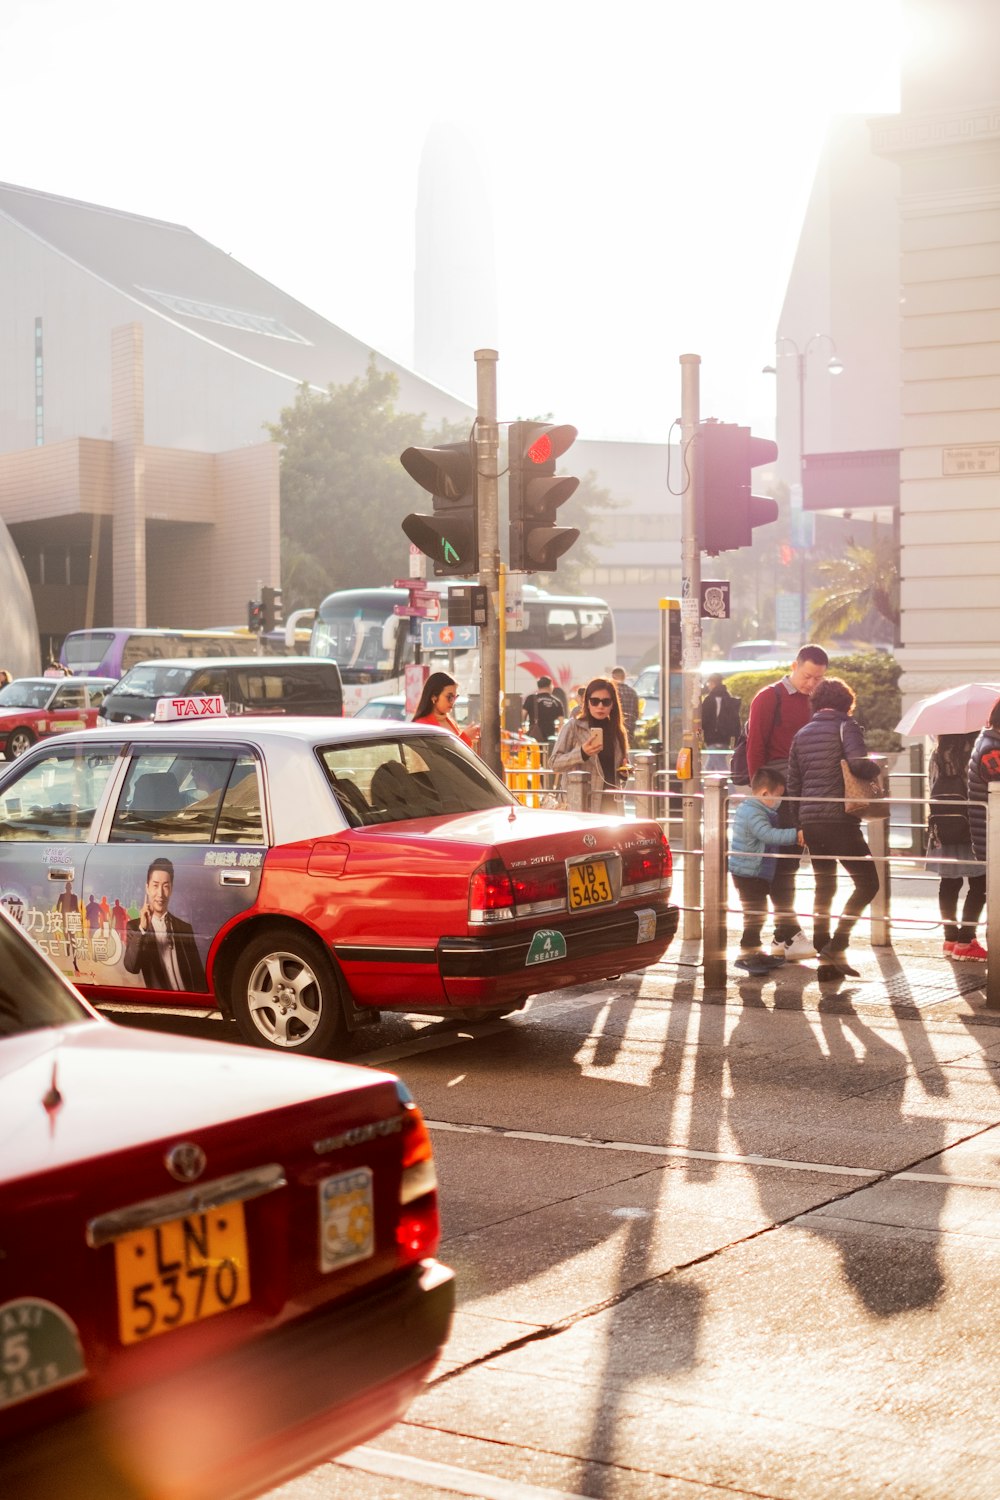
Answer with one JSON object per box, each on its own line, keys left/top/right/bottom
{"left": 786, "top": 676, "right": 881, "bottom": 977}
{"left": 926, "top": 732, "right": 985, "bottom": 960}
{"left": 411, "top": 672, "right": 480, "bottom": 749}
{"left": 548, "top": 676, "right": 630, "bottom": 812}
{"left": 966, "top": 698, "right": 1000, "bottom": 955}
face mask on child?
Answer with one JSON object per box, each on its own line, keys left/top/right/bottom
{"left": 767, "top": 795, "right": 783, "bottom": 809}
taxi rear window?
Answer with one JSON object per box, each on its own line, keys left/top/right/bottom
{"left": 108, "top": 752, "right": 265, "bottom": 844}
{"left": 319, "top": 736, "right": 511, "bottom": 826}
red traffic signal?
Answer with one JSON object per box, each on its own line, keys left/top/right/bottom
{"left": 508, "top": 421, "right": 580, "bottom": 574}
{"left": 696, "top": 421, "right": 779, "bottom": 555}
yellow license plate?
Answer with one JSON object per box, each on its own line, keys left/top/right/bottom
{"left": 568, "top": 858, "right": 613, "bottom": 910}
{"left": 113, "top": 1203, "right": 250, "bottom": 1345}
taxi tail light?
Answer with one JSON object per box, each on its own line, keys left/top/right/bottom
{"left": 469, "top": 857, "right": 515, "bottom": 923}
{"left": 622, "top": 833, "right": 672, "bottom": 889}
{"left": 510, "top": 862, "right": 566, "bottom": 907}
{"left": 395, "top": 1084, "right": 440, "bottom": 1263}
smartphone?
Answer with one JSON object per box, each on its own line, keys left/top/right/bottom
{"left": 590, "top": 727, "right": 604, "bottom": 750}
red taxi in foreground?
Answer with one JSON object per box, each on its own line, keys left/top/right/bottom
{"left": 0, "top": 676, "right": 118, "bottom": 759}
{"left": 0, "top": 907, "right": 454, "bottom": 1500}
{"left": 0, "top": 714, "right": 678, "bottom": 1055}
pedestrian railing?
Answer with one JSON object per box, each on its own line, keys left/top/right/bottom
{"left": 504, "top": 749, "right": 1000, "bottom": 1010}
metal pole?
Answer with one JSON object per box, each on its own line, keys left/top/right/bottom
{"left": 633, "top": 751, "right": 655, "bottom": 822}
{"left": 867, "top": 807, "right": 891, "bottom": 947}
{"left": 679, "top": 353, "right": 702, "bottom": 942}
{"left": 475, "top": 349, "right": 501, "bottom": 777}
{"left": 986, "top": 782, "right": 1000, "bottom": 1011}
{"left": 797, "top": 352, "right": 806, "bottom": 637}
{"left": 702, "top": 775, "right": 728, "bottom": 988}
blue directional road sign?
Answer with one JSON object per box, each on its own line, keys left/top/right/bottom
{"left": 420, "top": 622, "right": 479, "bottom": 650}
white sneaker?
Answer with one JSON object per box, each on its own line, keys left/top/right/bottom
{"left": 774, "top": 932, "right": 818, "bottom": 961}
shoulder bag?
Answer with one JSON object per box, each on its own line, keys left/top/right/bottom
{"left": 840, "top": 721, "right": 889, "bottom": 817}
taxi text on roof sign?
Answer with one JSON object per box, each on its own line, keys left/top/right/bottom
{"left": 153, "top": 695, "right": 228, "bottom": 722}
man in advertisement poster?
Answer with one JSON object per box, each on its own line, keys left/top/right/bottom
{"left": 124, "top": 857, "right": 208, "bottom": 992}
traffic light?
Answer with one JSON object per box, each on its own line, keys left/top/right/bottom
{"left": 261, "top": 585, "right": 283, "bottom": 632}
{"left": 695, "top": 420, "right": 779, "bottom": 555}
{"left": 400, "top": 439, "right": 478, "bottom": 578}
{"left": 247, "top": 599, "right": 263, "bottom": 631}
{"left": 508, "top": 422, "right": 580, "bottom": 573}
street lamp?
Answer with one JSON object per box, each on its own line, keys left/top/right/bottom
{"left": 762, "top": 333, "right": 843, "bottom": 635}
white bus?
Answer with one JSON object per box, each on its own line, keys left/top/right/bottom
{"left": 310, "top": 585, "right": 616, "bottom": 714}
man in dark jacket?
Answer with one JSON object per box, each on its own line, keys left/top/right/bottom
{"left": 968, "top": 697, "right": 1000, "bottom": 864}
{"left": 745, "top": 644, "right": 829, "bottom": 960}
{"left": 701, "top": 674, "right": 741, "bottom": 755}
{"left": 786, "top": 676, "right": 880, "bottom": 977}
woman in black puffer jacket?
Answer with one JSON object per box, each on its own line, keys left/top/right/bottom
{"left": 967, "top": 697, "right": 1000, "bottom": 875}
{"left": 786, "top": 677, "right": 881, "bottom": 977}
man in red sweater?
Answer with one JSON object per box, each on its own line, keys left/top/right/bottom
{"left": 745, "top": 644, "right": 828, "bottom": 960}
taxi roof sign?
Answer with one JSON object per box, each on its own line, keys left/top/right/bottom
{"left": 153, "top": 694, "right": 228, "bottom": 722}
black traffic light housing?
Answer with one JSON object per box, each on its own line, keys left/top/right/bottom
{"left": 261, "top": 585, "right": 283, "bottom": 632}
{"left": 247, "top": 599, "right": 263, "bottom": 631}
{"left": 400, "top": 438, "right": 478, "bottom": 578}
{"left": 696, "top": 420, "right": 779, "bottom": 555}
{"left": 508, "top": 421, "right": 580, "bottom": 573}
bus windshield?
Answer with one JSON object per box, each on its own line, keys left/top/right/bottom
{"left": 61, "top": 630, "right": 117, "bottom": 675}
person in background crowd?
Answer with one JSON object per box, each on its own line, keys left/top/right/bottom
{"left": 926, "top": 732, "right": 985, "bottom": 961}
{"left": 786, "top": 676, "right": 881, "bottom": 978}
{"left": 568, "top": 684, "right": 587, "bottom": 718}
{"left": 728, "top": 766, "right": 804, "bottom": 975}
{"left": 549, "top": 677, "right": 630, "bottom": 813}
{"left": 44, "top": 658, "right": 71, "bottom": 677}
{"left": 611, "top": 667, "right": 639, "bottom": 740}
{"left": 745, "top": 644, "right": 829, "bottom": 960}
{"left": 967, "top": 697, "right": 1000, "bottom": 953}
{"left": 412, "top": 672, "right": 481, "bottom": 749}
{"left": 0, "top": 669, "right": 11, "bottom": 687}
{"left": 522, "top": 675, "right": 565, "bottom": 744}
{"left": 701, "top": 673, "right": 742, "bottom": 772}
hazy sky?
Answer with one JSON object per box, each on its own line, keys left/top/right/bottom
{"left": 2, "top": 0, "right": 901, "bottom": 443}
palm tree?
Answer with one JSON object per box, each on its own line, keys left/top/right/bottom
{"left": 808, "top": 537, "right": 899, "bottom": 644}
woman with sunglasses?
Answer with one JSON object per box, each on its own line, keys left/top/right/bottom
{"left": 548, "top": 676, "right": 630, "bottom": 812}
{"left": 411, "top": 671, "right": 481, "bottom": 749}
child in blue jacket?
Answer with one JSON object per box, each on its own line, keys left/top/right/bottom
{"left": 729, "top": 766, "right": 804, "bottom": 975}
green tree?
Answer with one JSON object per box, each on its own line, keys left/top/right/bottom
{"left": 268, "top": 358, "right": 467, "bottom": 612}
{"left": 808, "top": 537, "right": 899, "bottom": 645}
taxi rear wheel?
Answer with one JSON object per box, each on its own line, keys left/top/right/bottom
{"left": 230, "top": 930, "right": 348, "bottom": 1057}
{"left": 8, "top": 728, "right": 34, "bottom": 758}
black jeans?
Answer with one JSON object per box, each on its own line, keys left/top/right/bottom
{"left": 801, "top": 819, "right": 880, "bottom": 951}
{"left": 939, "top": 874, "right": 986, "bottom": 943}
{"left": 732, "top": 874, "right": 771, "bottom": 950}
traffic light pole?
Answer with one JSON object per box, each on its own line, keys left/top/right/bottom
{"left": 679, "top": 353, "right": 702, "bottom": 942}
{"left": 474, "top": 349, "right": 502, "bottom": 777}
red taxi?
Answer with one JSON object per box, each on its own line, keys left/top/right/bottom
{"left": 0, "top": 906, "right": 454, "bottom": 1500}
{"left": 0, "top": 712, "right": 678, "bottom": 1055}
{"left": 0, "top": 676, "right": 118, "bottom": 759}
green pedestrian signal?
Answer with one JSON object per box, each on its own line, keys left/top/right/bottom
{"left": 400, "top": 438, "right": 478, "bottom": 578}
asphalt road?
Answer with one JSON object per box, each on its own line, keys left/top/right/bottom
{"left": 108, "top": 925, "right": 1000, "bottom": 1500}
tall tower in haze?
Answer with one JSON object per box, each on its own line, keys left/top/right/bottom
{"left": 414, "top": 122, "right": 498, "bottom": 404}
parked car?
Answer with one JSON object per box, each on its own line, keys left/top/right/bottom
{"left": 0, "top": 904, "right": 454, "bottom": 1500}
{"left": 0, "top": 715, "right": 678, "bottom": 1055}
{"left": 98, "top": 657, "right": 343, "bottom": 725}
{"left": 0, "top": 676, "right": 118, "bottom": 759}
{"left": 354, "top": 694, "right": 471, "bottom": 726}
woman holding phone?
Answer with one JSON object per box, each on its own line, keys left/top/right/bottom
{"left": 548, "top": 676, "right": 630, "bottom": 812}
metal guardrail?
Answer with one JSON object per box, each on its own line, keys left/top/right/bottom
{"left": 504, "top": 750, "right": 1000, "bottom": 1010}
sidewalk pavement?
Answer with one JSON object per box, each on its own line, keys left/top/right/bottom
{"left": 665, "top": 857, "right": 994, "bottom": 1026}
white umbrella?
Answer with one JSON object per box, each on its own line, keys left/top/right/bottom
{"left": 895, "top": 682, "right": 1000, "bottom": 737}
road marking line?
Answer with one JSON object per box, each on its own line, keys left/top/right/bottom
{"left": 426, "top": 1121, "right": 1000, "bottom": 1191}
{"left": 337, "top": 1444, "right": 592, "bottom": 1500}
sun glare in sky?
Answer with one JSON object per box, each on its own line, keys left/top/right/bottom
{"left": 1, "top": 0, "right": 902, "bottom": 442}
